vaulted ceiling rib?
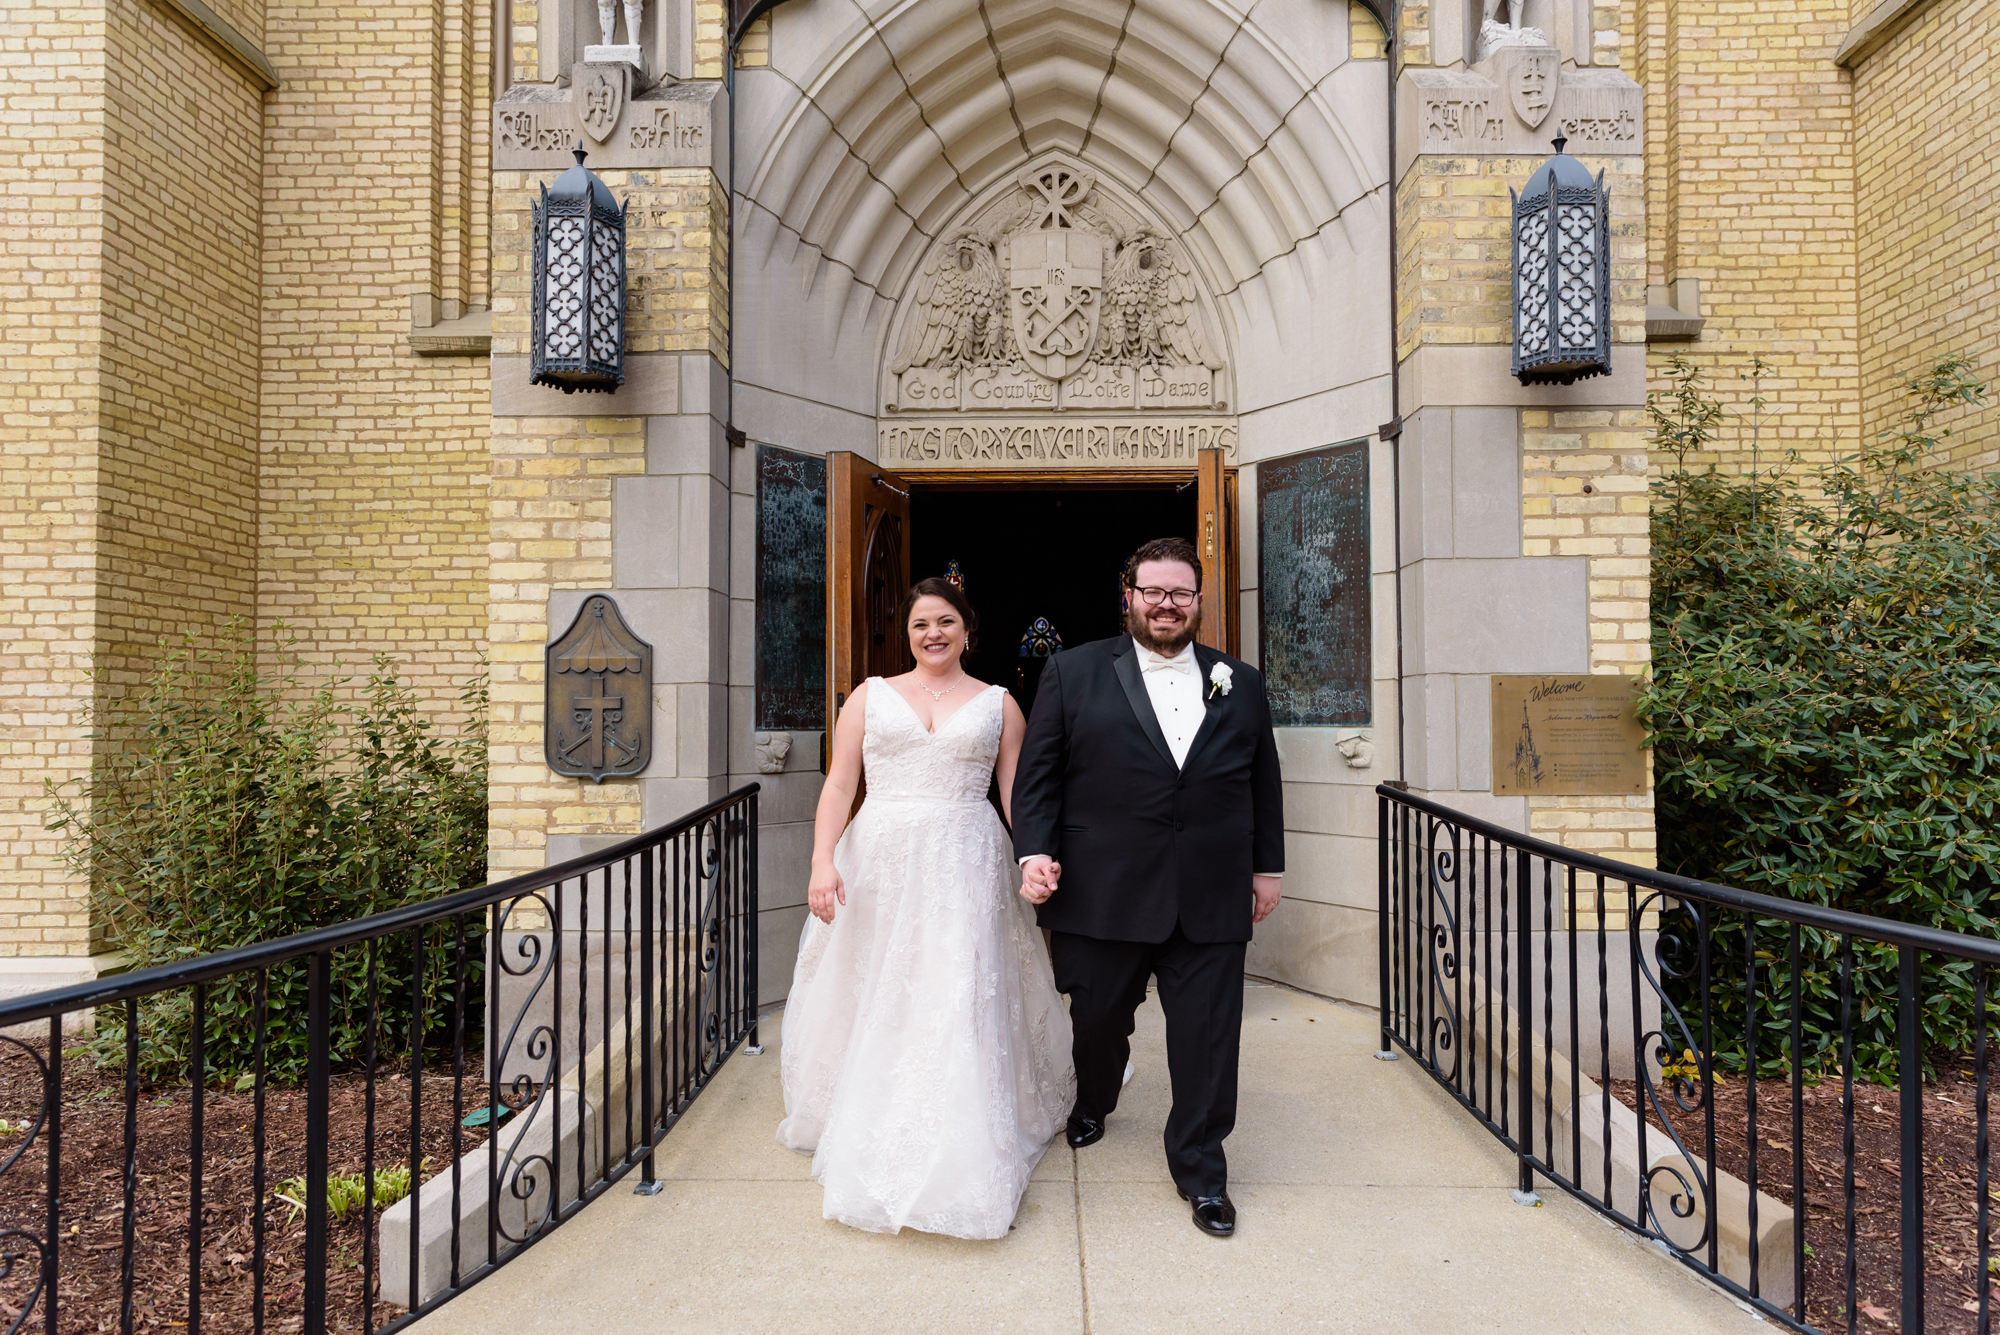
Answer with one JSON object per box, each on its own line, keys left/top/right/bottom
{"left": 741, "top": 0, "right": 1383, "bottom": 308}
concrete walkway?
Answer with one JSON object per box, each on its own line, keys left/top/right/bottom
{"left": 409, "top": 982, "right": 1766, "bottom": 1334}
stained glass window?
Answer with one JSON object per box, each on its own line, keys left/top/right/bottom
{"left": 1257, "top": 441, "right": 1371, "bottom": 727}
{"left": 755, "top": 445, "right": 827, "bottom": 730}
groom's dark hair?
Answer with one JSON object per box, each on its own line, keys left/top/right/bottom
{"left": 898, "top": 576, "right": 980, "bottom": 655}
{"left": 1124, "top": 536, "right": 1203, "bottom": 590}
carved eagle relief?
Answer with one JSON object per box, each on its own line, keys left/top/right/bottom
{"left": 889, "top": 174, "right": 1224, "bottom": 388}
{"left": 1098, "top": 233, "right": 1223, "bottom": 370}
{"left": 890, "top": 232, "right": 1008, "bottom": 374}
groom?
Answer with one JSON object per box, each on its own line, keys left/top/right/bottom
{"left": 1011, "top": 536, "right": 1284, "bottom": 1238}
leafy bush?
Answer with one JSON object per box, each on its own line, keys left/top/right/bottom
{"left": 49, "top": 628, "right": 489, "bottom": 1084}
{"left": 1640, "top": 354, "right": 1998, "bottom": 1083}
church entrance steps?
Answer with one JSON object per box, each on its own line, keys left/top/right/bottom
{"left": 402, "top": 983, "right": 1765, "bottom": 1333}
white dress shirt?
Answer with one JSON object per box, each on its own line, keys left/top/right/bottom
{"left": 1137, "top": 638, "right": 1203, "bottom": 768}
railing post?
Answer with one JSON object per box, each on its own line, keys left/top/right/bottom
{"left": 1514, "top": 846, "right": 1538, "bottom": 1205}
{"left": 636, "top": 839, "right": 663, "bottom": 1195}
{"left": 303, "top": 949, "right": 332, "bottom": 1335}
{"left": 746, "top": 791, "right": 763, "bottom": 1055}
{"left": 1898, "top": 945, "right": 1924, "bottom": 1335}
{"left": 1377, "top": 793, "right": 1394, "bottom": 1058}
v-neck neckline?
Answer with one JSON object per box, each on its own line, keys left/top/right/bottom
{"left": 879, "top": 677, "right": 996, "bottom": 737}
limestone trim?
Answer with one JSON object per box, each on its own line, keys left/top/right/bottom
{"left": 149, "top": 0, "right": 280, "bottom": 89}
{"left": 1833, "top": 0, "right": 1943, "bottom": 65}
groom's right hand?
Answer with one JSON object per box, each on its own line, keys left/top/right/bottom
{"left": 1020, "top": 856, "right": 1060, "bottom": 904}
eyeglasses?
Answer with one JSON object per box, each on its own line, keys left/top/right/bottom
{"left": 1130, "top": 585, "right": 1198, "bottom": 608}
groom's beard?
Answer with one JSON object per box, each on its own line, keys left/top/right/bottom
{"left": 1126, "top": 599, "right": 1200, "bottom": 655}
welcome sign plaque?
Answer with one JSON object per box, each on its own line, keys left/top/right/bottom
{"left": 1490, "top": 674, "right": 1647, "bottom": 796}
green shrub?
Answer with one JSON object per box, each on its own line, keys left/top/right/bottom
{"left": 1640, "top": 354, "right": 1998, "bottom": 1083}
{"left": 48, "top": 628, "right": 489, "bottom": 1084}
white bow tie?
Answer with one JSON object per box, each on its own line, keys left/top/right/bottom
{"left": 1141, "top": 652, "right": 1195, "bottom": 676}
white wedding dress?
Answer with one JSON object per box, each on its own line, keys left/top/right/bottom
{"left": 777, "top": 679, "right": 1076, "bottom": 1239}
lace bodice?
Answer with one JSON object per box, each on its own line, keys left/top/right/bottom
{"left": 861, "top": 678, "right": 1003, "bottom": 804}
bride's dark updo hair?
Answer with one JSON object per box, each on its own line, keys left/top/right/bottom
{"left": 898, "top": 576, "right": 979, "bottom": 656}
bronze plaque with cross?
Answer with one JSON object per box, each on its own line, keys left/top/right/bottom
{"left": 547, "top": 594, "right": 653, "bottom": 782}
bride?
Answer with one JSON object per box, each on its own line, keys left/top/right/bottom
{"left": 777, "top": 576, "right": 1076, "bottom": 1239}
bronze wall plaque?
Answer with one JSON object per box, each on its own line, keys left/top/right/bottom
{"left": 1490, "top": 674, "right": 1647, "bottom": 796}
{"left": 547, "top": 595, "right": 652, "bottom": 782}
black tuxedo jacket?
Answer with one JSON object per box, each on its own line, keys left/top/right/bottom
{"left": 1010, "top": 635, "right": 1285, "bottom": 944}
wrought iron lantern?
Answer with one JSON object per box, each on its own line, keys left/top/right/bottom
{"left": 1511, "top": 134, "right": 1611, "bottom": 386}
{"left": 531, "top": 147, "right": 627, "bottom": 394}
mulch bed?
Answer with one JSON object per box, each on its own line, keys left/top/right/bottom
{"left": 0, "top": 1036, "right": 492, "bottom": 1334}
{"left": 1610, "top": 1052, "right": 1990, "bottom": 1334}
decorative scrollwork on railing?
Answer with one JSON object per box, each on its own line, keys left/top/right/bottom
{"left": 1630, "top": 889, "right": 1715, "bottom": 1252}
{"left": 0, "top": 1033, "right": 51, "bottom": 1335}
{"left": 1425, "top": 817, "right": 1463, "bottom": 1083}
{"left": 490, "top": 889, "right": 562, "bottom": 1244}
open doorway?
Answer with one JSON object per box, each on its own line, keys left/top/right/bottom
{"left": 910, "top": 485, "right": 1198, "bottom": 717}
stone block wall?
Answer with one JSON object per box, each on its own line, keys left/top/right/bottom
{"left": 486, "top": 166, "right": 732, "bottom": 882}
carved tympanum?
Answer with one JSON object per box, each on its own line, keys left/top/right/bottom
{"left": 887, "top": 163, "right": 1225, "bottom": 414}
{"left": 547, "top": 595, "right": 652, "bottom": 782}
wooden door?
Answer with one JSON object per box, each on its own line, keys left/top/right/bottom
{"left": 825, "top": 453, "right": 914, "bottom": 737}
{"left": 1196, "top": 448, "right": 1240, "bottom": 657}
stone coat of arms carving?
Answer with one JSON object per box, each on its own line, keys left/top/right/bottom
{"left": 578, "top": 64, "right": 627, "bottom": 145}
{"left": 886, "top": 161, "right": 1225, "bottom": 415}
{"left": 1508, "top": 48, "right": 1556, "bottom": 129}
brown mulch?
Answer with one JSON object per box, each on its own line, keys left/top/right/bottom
{"left": 0, "top": 1037, "right": 494, "bottom": 1334}
{"left": 1610, "top": 1053, "right": 1991, "bottom": 1334}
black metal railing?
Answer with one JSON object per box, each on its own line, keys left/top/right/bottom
{"left": 0, "top": 784, "right": 759, "bottom": 1334}
{"left": 1379, "top": 784, "right": 1994, "bottom": 1335}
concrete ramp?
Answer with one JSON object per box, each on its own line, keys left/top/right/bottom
{"left": 407, "top": 982, "right": 1767, "bottom": 1334}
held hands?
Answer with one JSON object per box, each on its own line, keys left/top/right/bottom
{"left": 1251, "top": 874, "right": 1281, "bottom": 925}
{"left": 808, "top": 858, "right": 847, "bottom": 924}
{"left": 1019, "top": 856, "right": 1061, "bottom": 904}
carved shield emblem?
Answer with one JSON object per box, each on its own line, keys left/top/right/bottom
{"left": 578, "top": 64, "right": 626, "bottom": 145}
{"left": 1509, "top": 48, "right": 1556, "bottom": 130}
{"left": 546, "top": 594, "right": 652, "bottom": 782}
{"left": 1008, "top": 238, "right": 1103, "bottom": 380}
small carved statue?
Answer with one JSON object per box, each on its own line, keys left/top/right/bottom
{"left": 1336, "top": 734, "right": 1375, "bottom": 771}
{"left": 1478, "top": 0, "right": 1548, "bottom": 57}
{"left": 754, "top": 731, "right": 793, "bottom": 775}
{"left": 597, "top": 0, "right": 643, "bottom": 48}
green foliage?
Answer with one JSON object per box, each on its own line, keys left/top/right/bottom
{"left": 275, "top": 1164, "right": 417, "bottom": 1223}
{"left": 1640, "top": 353, "right": 1998, "bottom": 1084}
{"left": 48, "top": 627, "right": 490, "bottom": 1084}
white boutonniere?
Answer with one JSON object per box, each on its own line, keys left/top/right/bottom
{"left": 1208, "top": 662, "right": 1233, "bottom": 699}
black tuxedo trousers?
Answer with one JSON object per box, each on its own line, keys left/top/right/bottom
{"left": 1011, "top": 635, "right": 1284, "bottom": 1197}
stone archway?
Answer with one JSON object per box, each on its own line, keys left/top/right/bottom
{"left": 729, "top": 0, "right": 1393, "bottom": 455}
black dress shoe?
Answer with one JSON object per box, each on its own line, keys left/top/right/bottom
{"left": 1065, "top": 1115, "right": 1105, "bottom": 1149}
{"left": 1177, "top": 1187, "right": 1236, "bottom": 1237}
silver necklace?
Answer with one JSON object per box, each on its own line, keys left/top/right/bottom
{"left": 917, "top": 674, "right": 964, "bottom": 701}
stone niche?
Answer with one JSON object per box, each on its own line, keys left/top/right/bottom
{"left": 876, "top": 158, "right": 1238, "bottom": 469}
{"left": 538, "top": 0, "right": 695, "bottom": 84}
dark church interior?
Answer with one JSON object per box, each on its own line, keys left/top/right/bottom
{"left": 910, "top": 485, "right": 1198, "bottom": 718}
